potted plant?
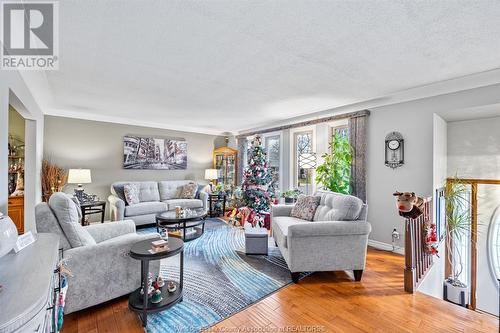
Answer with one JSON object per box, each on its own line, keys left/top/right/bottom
{"left": 315, "top": 131, "right": 352, "bottom": 194}
{"left": 443, "top": 178, "right": 472, "bottom": 306}
{"left": 281, "top": 189, "right": 301, "bottom": 204}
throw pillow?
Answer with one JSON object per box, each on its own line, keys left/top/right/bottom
{"left": 180, "top": 182, "right": 198, "bottom": 199}
{"left": 124, "top": 183, "right": 140, "bottom": 205}
{"left": 48, "top": 192, "right": 96, "bottom": 248}
{"left": 290, "top": 195, "right": 320, "bottom": 221}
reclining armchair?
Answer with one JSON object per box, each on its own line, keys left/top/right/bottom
{"left": 35, "top": 193, "right": 159, "bottom": 314}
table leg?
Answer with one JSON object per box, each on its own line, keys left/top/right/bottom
{"left": 81, "top": 209, "right": 86, "bottom": 226}
{"left": 182, "top": 222, "right": 186, "bottom": 241}
{"left": 156, "top": 219, "right": 159, "bottom": 233}
{"left": 141, "top": 260, "right": 149, "bottom": 327}
{"left": 209, "top": 198, "right": 213, "bottom": 217}
{"left": 180, "top": 250, "right": 184, "bottom": 291}
{"left": 101, "top": 205, "right": 105, "bottom": 223}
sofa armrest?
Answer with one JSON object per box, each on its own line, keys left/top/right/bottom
{"left": 199, "top": 191, "right": 209, "bottom": 211}
{"left": 84, "top": 219, "right": 136, "bottom": 243}
{"left": 271, "top": 204, "right": 294, "bottom": 218}
{"left": 108, "top": 194, "right": 125, "bottom": 221}
{"left": 289, "top": 221, "right": 372, "bottom": 238}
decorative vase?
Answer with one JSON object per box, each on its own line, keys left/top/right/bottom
{"left": 443, "top": 279, "right": 469, "bottom": 307}
{"left": 0, "top": 216, "right": 18, "bottom": 258}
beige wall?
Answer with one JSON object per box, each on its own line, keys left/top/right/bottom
{"left": 44, "top": 115, "right": 224, "bottom": 220}
{"left": 8, "top": 105, "right": 25, "bottom": 141}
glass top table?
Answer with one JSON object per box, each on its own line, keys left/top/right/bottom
{"left": 155, "top": 208, "right": 207, "bottom": 242}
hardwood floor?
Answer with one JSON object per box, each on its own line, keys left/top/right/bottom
{"left": 62, "top": 248, "right": 498, "bottom": 333}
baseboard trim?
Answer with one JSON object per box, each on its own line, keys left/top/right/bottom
{"left": 368, "top": 239, "right": 405, "bottom": 255}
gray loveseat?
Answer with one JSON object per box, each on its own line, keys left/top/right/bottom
{"left": 108, "top": 180, "right": 208, "bottom": 226}
{"left": 35, "top": 193, "right": 159, "bottom": 314}
{"left": 272, "top": 190, "right": 371, "bottom": 283}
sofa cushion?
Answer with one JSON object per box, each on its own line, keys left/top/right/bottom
{"left": 290, "top": 195, "right": 320, "bottom": 221}
{"left": 111, "top": 181, "right": 160, "bottom": 204}
{"left": 35, "top": 202, "right": 72, "bottom": 251}
{"left": 48, "top": 192, "right": 96, "bottom": 248}
{"left": 124, "top": 202, "right": 167, "bottom": 217}
{"left": 123, "top": 183, "right": 140, "bottom": 205}
{"left": 272, "top": 216, "right": 306, "bottom": 248}
{"left": 165, "top": 199, "right": 203, "bottom": 211}
{"left": 314, "top": 191, "right": 364, "bottom": 221}
{"left": 158, "top": 180, "right": 195, "bottom": 200}
{"left": 179, "top": 182, "right": 198, "bottom": 199}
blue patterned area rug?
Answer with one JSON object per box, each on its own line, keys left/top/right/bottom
{"left": 137, "top": 218, "right": 295, "bottom": 333}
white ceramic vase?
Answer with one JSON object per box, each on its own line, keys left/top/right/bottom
{"left": 0, "top": 216, "right": 18, "bottom": 258}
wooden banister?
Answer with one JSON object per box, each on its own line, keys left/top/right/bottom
{"left": 404, "top": 197, "right": 434, "bottom": 293}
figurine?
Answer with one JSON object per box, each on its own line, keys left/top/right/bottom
{"left": 167, "top": 281, "right": 177, "bottom": 293}
{"left": 10, "top": 172, "right": 24, "bottom": 197}
{"left": 151, "top": 288, "right": 162, "bottom": 304}
{"left": 156, "top": 276, "right": 165, "bottom": 288}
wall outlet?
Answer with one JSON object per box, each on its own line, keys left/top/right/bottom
{"left": 392, "top": 228, "right": 400, "bottom": 242}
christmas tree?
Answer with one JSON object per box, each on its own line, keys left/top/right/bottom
{"left": 242, "top": 136, "right": 272, "bottom": 213}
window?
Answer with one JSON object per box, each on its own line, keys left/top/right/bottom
{"left": 489, "top": 206, "right": 500, "bottom": 280}
{"left": 294, "top": 131, "right": 313, "bottom": 194}
{"left": 329, "top": 125, "right": 349, "bottom": 147}
{"left": 264, "top": 135, "right": 280, "bottom": 195}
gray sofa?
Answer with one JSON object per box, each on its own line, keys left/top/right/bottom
{"left": 108, "top": 180, "right": 208, "bottom": 226}
{"left": 35, "top": 193, "right": 159, "bottom": 314}
{"left": 271, "top": 190, "right": 371, "bottom": 283}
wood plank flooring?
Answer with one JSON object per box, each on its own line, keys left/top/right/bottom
{"left": 62, "top": 248, "right": 498, "bottom": 333}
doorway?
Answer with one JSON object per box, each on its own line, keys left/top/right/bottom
{"left": 7, "top": 105, "right": 26, "bottom": 234}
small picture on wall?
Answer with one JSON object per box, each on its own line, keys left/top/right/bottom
{"left": 123, "top": 135, "right": 187, "bottom": 170}
{"left": 436, "top": 187, "right": 446, "bottom": 242}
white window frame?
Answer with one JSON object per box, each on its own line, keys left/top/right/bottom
{"left": 290, "top": 126, "right": 316, "bottom": 193}
{"left": 262, "top": 131, "right": 283, "bottom": 193}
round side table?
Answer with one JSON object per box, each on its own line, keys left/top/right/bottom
{"left": 128, "top": 237, "right": 184, "bottom": 327}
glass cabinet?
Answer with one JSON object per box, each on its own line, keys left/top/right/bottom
{"left": 213, "top": 147, "right": 238, "bottom": 188}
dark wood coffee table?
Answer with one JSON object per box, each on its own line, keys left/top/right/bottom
{"left": 155, "top": 208, "right": 207, "bottom": 242}
{"left": 128, "top": 237, "right": 184, "bottom": 327}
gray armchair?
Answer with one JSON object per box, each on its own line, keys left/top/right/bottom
{"left": 35, "top": 193, "right": 159, "bottom": 314}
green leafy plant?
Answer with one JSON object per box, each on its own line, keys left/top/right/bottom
{"left": 445, "top": 177, "right": 473, "bottom": 286}
{"left": 281, "top": 188, "right": 301, "bottom": 199}
{"left": 315, "top": 131, "right": 352, "bottom": 194}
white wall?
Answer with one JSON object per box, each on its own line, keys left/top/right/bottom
{"left": 367, "top": 83, "right": 500, "bottom": 247}
{"left": 418, "top": 114, "right": 448, "bottom": 298}
{"left": 0, "top": 71, "right": 45, "bottom": 233}
{"left": 448, "top": 116, "right": 500, "bottom": 179}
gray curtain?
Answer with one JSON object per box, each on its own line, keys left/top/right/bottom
{"left": 236, "top": 137, "right": 247, "bottom": 185}
{"left": 348, "top": 115, "right": 368, "bottom": 202}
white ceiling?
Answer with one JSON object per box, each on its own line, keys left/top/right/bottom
{"left": 28, "top": 0, "right": 500, "bottom": 134}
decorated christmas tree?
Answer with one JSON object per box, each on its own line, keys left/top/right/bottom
{"left": 242, "top": 136, "right": 272, "bottom": 213}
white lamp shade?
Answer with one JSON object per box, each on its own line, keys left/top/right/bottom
{"left": 68, "top": 169, "right": 92, "bottom": 184}
{"left": 205, "top": 169, "right": 218, "bottom": 180}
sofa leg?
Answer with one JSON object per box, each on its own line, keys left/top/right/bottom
{"left": 353, "top": 270, "right": 363, "bottom": 282}
{"left": 291, "top": 272, "right": 300, "bottom": 283}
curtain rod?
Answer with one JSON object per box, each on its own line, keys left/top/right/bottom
{"left": 236, "top": 109, "right": 370, "bottom": 139}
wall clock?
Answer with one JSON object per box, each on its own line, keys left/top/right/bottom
{"left": 385, "top": 131, "right": 404, "bottom": 169}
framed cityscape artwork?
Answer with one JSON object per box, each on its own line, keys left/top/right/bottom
{"left": 123, "top": 135, "right": 187, "bottom": 170}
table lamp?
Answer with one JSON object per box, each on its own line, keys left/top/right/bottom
{"left": 68, "top": 169, "right": 92, "bottom": 202}
{"left": 205, "top": 169, "right": 218, "bottom": 191}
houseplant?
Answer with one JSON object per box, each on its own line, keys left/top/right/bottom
{"left": 281, "top": 189, "right": 301, "bottom": 204}
{"left": 443, "top": 177, "right": 472, "bottom": 306}
{"left": 315, "top": 131, "right": 352, "bottom": 194}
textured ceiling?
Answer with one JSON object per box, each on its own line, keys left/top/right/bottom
{"left": 30, "top": 0, "right": 500, "bottom": 133}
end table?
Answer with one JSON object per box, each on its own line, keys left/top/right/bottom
{"left": 208, "top": 193, "right": 226, "bottom": 218}
{"left": 80, "top": 200, "right": 106, "bottom": 226}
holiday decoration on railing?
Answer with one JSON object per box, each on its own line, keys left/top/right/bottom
{"left": 242, "top": 135, "right": 272, "bottom": 217}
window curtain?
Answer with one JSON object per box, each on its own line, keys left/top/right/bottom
{"left": 348, "top": 114, "right": 368, "bottom": 202}
{"left": 236, "top": 137, "right": 248, "bottom": 185}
